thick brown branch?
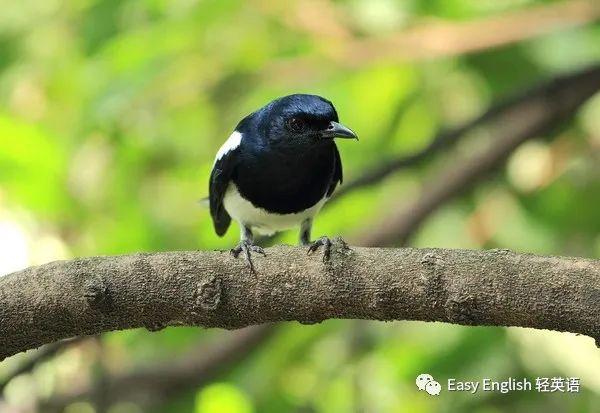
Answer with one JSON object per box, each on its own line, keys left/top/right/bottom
{"left": 1, "top": 244, "right": 598, "bottom": 363}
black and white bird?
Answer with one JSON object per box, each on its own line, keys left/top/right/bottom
{"left": 208, "top": 94, "right": 357, "bottom": 271}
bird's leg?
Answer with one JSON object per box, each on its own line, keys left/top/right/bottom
{"left": 300, "top": 218, "right": 332, "bottom": 263}
{"left": 231, "top": 225, "right": 266, "bottom": 273}
{"left": 299, "top": 218, "right": 312, "bottom": 247}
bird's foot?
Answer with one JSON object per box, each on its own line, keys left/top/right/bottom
{"left": 306, "top": 236, "right": 333, "bottom": 263}
{"left": 230, "top": 241, "right": 266, "bottom": 273}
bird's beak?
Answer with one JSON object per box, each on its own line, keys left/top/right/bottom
{"left": 321, "top": 121, "right": 358, "bottom": 140}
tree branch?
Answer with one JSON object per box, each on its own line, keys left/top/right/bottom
{"left": 39, "top": 325, "right": 274, "bottom": 410}
{"left": 357, "top": 64, "right": 600, "bottom": 246}
{"left": 334, "top": 63, "right": 600, "bottom": 201}
{"left": 264, "top": 0, "right": 600, "bottom": 82}
{"left": 1, "top": 244, "right": 598, "bottom": 362}
{"left": 0, "top": 338, "right": 83, "bottom": 394}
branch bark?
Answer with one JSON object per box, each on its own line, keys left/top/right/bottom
{"left": 1, "top": 244, "right": 598, "bottom": 362}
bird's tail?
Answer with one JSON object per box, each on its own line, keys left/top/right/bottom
{"left": 197, "top": 197, "right": 209, "bottom": 208}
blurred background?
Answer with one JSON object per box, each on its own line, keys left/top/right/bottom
{"left": 1, "top": 0, "right": 599, "bottom": 412}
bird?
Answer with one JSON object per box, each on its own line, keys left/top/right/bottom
{"left": 208, "top": 94, "right": 358, "bottom": 272}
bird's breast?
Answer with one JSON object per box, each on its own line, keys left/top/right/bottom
{"left": 222, "top": 183, "right": 326, "bottom": 235}
{"left": 232, "top": 144, "right": 336, "bottom": 215}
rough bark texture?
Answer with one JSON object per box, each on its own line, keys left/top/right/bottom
{"left": 1, "top": 242, "right": 598, "bottom": 361}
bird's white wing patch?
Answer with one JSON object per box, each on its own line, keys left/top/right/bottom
{"left": 214, "top": 131, "right": 242, "bottom": 164}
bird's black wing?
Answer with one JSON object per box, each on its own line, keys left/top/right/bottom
{"left": 209, "top": 150, "right": 238, "bottom": 236}
{"left": 326, "top": 145, "right": 343, "bottom": 197}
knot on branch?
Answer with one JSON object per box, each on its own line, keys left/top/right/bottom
{"left": 419, "top": 252, "right": 447, "bottom": 315}
{"left": 196, "top": 275, "right": 222, "bottom": 311}
{"left": 421, "top": 252, "right": 445, "bottom": 269}
{"left": 331, "top": 236, "right": 351, "bottom": 254}
{"left": 325, "top": 237, "right": 353, "bottom": 270}
{"left": 83, "top": 275, "right": 109, "bottom": 309}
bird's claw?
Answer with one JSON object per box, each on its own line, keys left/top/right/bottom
{"left": 231, "top": 241, "right": 266, "bottom": 273}
{"left": 306, "top": 236, "right": 332, "bottom": 263}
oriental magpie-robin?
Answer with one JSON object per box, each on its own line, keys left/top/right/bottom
{"left": 208, "top": 94, "right": 357, "bottom": 271}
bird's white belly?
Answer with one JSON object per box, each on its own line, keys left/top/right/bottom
{"left": 223, "top": 183, "right": 326, "bottom": 236}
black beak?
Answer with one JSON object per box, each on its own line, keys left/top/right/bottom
{"left": 321, "top": 121, "right": 358, "bottom": 140}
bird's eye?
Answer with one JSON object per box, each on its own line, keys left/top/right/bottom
{"left": 287, "top": 117, "right": 305, "bottom": 133}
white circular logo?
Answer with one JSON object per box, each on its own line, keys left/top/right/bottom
{"left": 416, "top": 373, "right": 434, "bottom": 391}
{"left": 425, "top": 380, "right": 442, "bottom": 396}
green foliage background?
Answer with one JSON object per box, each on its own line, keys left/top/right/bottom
{"left": 0, "top": 0, "right": 599, "bottom": 412}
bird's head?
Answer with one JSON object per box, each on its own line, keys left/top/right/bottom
{"left": 254, "top": 94, "right": 358, "bottom": 147}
